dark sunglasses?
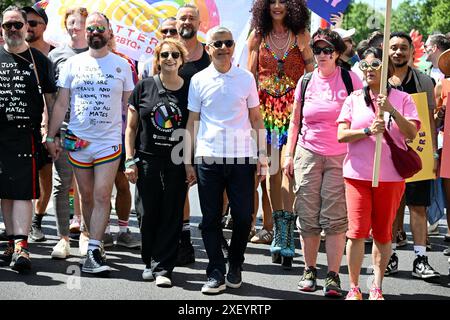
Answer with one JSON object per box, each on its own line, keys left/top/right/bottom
{"left": 359, "top": 59, "right": 382, "bottom": 71}
{"left": 161, "top": 28, "right": 177, "bottom": 36}
{"left": 86, "top": 25, "right": 106, "bottom": 33}
{"left": 209, "top": 39, "right": 234, "bottom": 49}
{"left": 28, "top": 20, "right": 45, "bottom": 27}
{"left": 2, "top": 21, "right": 24, "bottom": 30}
{"left": 312, "top": 46, "right": 335, "bottom": 55}
{"left": 160, "top": 51, "right": 181, "bottom": 59}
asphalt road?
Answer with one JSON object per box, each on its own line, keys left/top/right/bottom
{"left": 1, "top": 184, "right": 449, "bottom": 302}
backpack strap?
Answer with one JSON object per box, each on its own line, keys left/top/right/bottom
{"left": 153, "top": 74, "right": 178, "bottom": 129}
{"left": 299, "top": 72, "right": 313, "bottom": 135}
{"left": 340, "top": 67, "right": 354, "bottom": 96}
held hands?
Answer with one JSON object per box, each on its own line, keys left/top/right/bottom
{"left": 257, "top": 154, "right": 268, "bottom": 182}
{"left": 46, "top": 137, "right": 62, "bottom": 161}
{"left": 125, "top": 165, "right": 138, "bottom": 184}
{"left": 185, "top": 164, "right": 197, "bottom": 187}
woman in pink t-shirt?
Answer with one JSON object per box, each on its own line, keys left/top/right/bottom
{"left": 283, "top": 28, "right": 362, "bottom": 297}
{"left": 337, "top": 47, "right": 420, "bottom": 300}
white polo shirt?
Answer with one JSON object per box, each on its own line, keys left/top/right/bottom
{"left": 188, "top": 64, "right": 260, "bottom": 158}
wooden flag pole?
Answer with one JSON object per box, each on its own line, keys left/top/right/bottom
{"left": 372, "top": 0, "right": 393, "bottom": 187}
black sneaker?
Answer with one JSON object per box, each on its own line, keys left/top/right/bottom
{"left": 29, "top": 225, "right": 46, "bottom": 242}
{"left": 298, "top": 267, "right": 317, "bottom": 292}
{"left": 323, "top": 271, "right": 342, "bottom": 297}
{"left": 201, "top": 269, "right": 226, "bottom": 294}
{"left": 175, "top": 242, "right": 195, "bottom": 266}
{"left": 0, "top": 243, "right": 14, "bottom": 263}
{"left": 396, "top": 231, "right": 408, "bottom": 247}
{"left": 412, "top": 255, "right": 440, "bottom": 279}
{"left": 385, "top": 252, "right": 399, "bottom": 276}
{"left": 82, "top": 249, "right": 110, "bottom": 274}
{"left": 225, "top": 264, "right": 242, "bottom": 288}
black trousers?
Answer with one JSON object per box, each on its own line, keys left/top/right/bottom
{"left": 196, "top": 157, "right": 255, "bottom": 276}
{"left": 135, "top": 152, "right": 187, "bottom": 278}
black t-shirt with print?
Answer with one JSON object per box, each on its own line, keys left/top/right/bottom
{"left": 178, "top": 43, "right": 210, "bottom": 80}
{"left": 129, "top": 76, "right": 189, "bottom": 156}
{"left": 0, "top": 46, "right": 56, "bottom": 126}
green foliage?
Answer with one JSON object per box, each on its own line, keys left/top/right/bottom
{"left": 343, "top": 1, "right": 384, "bottom": 45}
{"left": 1, "top": 0, "right": 34, "bottom": 14}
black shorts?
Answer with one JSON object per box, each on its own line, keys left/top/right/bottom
{"left": 0, "top": 126, "right": 40, "bottom": 200}
{"left": 405, "top": 180, "right": 431, "bottom": 207}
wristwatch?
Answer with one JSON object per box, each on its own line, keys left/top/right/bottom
{"left": 363, "top": 127, "right": 372, "bottom": 136}
{"left": 45, "top": 136, "right": 55, "bottom": 143}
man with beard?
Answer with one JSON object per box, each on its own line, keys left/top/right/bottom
{"left": 22, "top": 3, "right": 54, "bottom": 243}
{"left": 0, "top": 6, "right": 56, "bottom": 272}
{"left": 46, "top": 12, "right": 134, "bottom": 274}
{"left": 386, "top": 31, "right": 440, "bottom": 280}
{"left": 174, "top": 4, "right": 211, "bottom": 267}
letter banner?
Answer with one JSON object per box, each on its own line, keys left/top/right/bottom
{"left": 42, "top": 0, "right": 253, "bottom": 63}
{"left": 306, "top": 0, "right": 351, "bottom": 24}
{"left": 406, "top": 92, "right": 436, "bottom": 182}
{"left": 440, "top": 94, "right": 450, "bottom": 178}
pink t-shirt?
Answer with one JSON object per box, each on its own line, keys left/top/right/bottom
{"left": 294, "top": 67, "right": 363, "bottom": 156}
{"left": 337, "top": 88, "right": 421, "bottom": 182}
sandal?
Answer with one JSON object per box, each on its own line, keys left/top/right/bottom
{"left": 250, "top": 229, "right": 273, "bottom": 244}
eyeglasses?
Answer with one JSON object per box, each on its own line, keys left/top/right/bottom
{"left": 161, "top": 28, "right": 177, "bottom": 36}
{"left": 160, "top": 51, "right": 181, "bottom": 59}
{"left": 28, "top": 20, "right": 45, "bottom": 27}
{"left": 1, "top": 21, "right": 25, "bottom": 30}
{"left": 209, "top": 40, "right": 234, "bottom": 49}
{"left": 86, "top": 25, "right": 106, "bottom": 33}
{"left": 312, "top": 46, "right": 335, "bottom": 55}
{"left": 359, "top": 59, "right": 382, "bottom": 71}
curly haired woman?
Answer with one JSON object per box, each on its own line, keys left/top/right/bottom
{"left": 247, "top": 0, "right": 314, "bottom": 269}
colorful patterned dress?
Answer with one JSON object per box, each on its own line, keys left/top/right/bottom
{"left": 257, "top": 38, "right": 305, "bottom": 148}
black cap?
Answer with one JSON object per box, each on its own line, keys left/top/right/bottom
{"left": 22, "top": 3, "right": 48, "bottom": 25}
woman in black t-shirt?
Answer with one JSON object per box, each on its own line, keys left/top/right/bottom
{"left": 125, "top": 38, "right": 189, "bottom": 287}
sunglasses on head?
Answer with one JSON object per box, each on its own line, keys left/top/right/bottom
{"left": 86, "top": 25, "right": 106, "bottom": 33}
{"left": 359, "top": 59, "right": 382, "bottom": 71}
{"left": 161, "top": 28, "right": 177, "bottom": 36}
{"left": 2, "top": 21, "right": 24, "bottom": 30}
{"left": 28, "top": 20, "right": 44, "bottom": 27}
{"left": 312, "top": 46, "right": 335, "bottom": 55}
{"left": 209, "top": 39, "right": 234, "bottom": 49}
{"left": 160, "top": 51, "right": 181, "bottom": 59}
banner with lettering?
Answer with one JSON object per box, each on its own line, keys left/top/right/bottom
{"left": 406, "top": 92, "right": 436, "bottom": 182}
{"left": 42, "top": 0, "right": 253, "bottom": 63}
{"left": 307, "top": 0, "right": 351, "bottom": 24}
{"left": 440, "top": 96, "right": 450, "bottom": 178}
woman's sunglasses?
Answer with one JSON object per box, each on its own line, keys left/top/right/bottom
{"left": 86, "top": 25, "right": 106, "bottom": 33}
{"left": 312, "top": 46, "right": 335, "bottom": 55}
{"left": 1, "top": 21, "right": 24, "bottom": 30}
{"left": 359, "top": 59, "right": 382, "bottom": 71}
{"left": 209, "top": 40, "right": 234, "bottom": 49}
{"left": 161, "top": 28, "right": 177, "bottom": 36}
{"left": 160, "top": 51, "right": 181, "bottom": 59}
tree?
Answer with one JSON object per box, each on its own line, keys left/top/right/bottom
{"left": 1, "top": 0, "right": 34, "bottom": 13}
{"left": 343, "top": 1, "right": 384, "bottom": 45}
{"left": 429, "top": 0, "right": 450, "bottom": 35}
{"left": 391, "top": 0, "right": 425, "bottom": 35}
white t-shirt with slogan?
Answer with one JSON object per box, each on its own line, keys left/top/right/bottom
{"left": 58, "top": 51, "right": 134, "bottom": 145}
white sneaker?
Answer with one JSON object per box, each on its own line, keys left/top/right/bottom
{"left": 79, "top": 232, "right": 89, "bottom": 256}
{"left": 155, "top": 275, "right": 172, "bottom": 287}
{"left": 142, "top": 267, "right": 154, "bottom": 281}
{"left": 51, "top": 238, "right": 70, "bottom": 259}
{"left": 428, "top": 221, "right": 440, "bottom": 235}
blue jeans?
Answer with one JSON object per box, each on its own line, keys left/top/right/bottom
{"left": 196, "top": 157, "right": 255, "bottom": 276}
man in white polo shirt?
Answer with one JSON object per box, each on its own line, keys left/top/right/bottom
{"left": 184, "top": 26, "right": 267, "bottom": 294}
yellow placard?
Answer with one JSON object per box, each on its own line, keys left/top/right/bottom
{"left": 406, "top": 92, "right": 436, "bottom": 182}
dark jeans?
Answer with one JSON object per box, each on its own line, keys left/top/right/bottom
{"left": 196, "top": 157, "right": 256, "bottom": 276}
{"left": 136, "top": 152, "right": 187, "bottom": 278}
